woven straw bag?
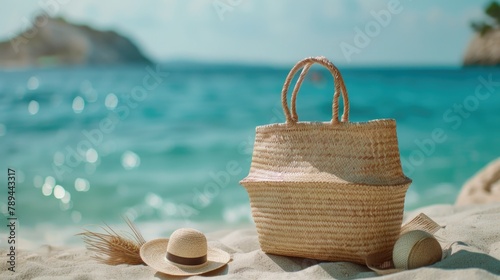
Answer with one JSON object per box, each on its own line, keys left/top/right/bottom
{"left": 240, "top": 56, "right": 411, "bottom": 264}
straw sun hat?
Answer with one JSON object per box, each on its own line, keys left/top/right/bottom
{"left": 140, "top": 228, "right": 230, "bottom": 276}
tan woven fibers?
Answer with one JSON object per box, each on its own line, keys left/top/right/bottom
{"left": 244, "top": 181, "right": 408, "bottom": 264}
{"left": 244, "top": 120, "right": 410, "bottom": 186}
{"left": 240, "top": 56, "right": 411, "bottom": 264}
{"left": 392, "top": 230, "right": 442, "bottom": 269}
{"left": 166, "top": 228, "right": 208, "bottom": 258}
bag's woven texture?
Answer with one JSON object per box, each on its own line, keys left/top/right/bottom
{"left": 240, "top": 56, "right": 411, "bottom": 264}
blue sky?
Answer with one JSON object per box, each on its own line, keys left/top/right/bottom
{"left": 0, "top": 0, "right": 492, "bottom": 66}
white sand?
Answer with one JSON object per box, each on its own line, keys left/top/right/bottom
{"left": 2, "top": 203, "right": 500, "bottom": 279}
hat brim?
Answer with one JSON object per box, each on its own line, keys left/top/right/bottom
{"left": 140, "top": 239, "right": 230, "bottom": 276}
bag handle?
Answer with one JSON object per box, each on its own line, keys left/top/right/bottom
{"left": 281, "top": 56, "right": 349, "bottom": 124}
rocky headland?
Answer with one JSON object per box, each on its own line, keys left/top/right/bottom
{"left": 463, "top": 1, "right": 500, "bottom": 66}
{"left": 0, "top": 16, "right": 151, "bottom": 68}
{"left": 464, "top": 29, "right": 500, "bottom": 66}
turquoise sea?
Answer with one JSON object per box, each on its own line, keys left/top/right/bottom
{"left": 1, "top": 64, "right": 499, "bottom": 246}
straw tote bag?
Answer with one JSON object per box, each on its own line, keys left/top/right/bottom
{"left": 240, "top": 56, "right": 411, "bottom": 264}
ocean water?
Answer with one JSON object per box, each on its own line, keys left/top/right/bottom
{"left": 0, "top": 64, "right": 499, "bottom": 246}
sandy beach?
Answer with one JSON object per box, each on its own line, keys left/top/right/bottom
{"left": 2, "top": 202, "right": 499, "bottom": 279}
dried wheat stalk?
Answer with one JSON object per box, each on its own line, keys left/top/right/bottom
{"left": 78, "top": 216, "right": 147, "bottom": 265}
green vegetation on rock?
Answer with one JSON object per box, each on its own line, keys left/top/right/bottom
{"left": 471, "top": 1, "right": 500, "bottom": 35}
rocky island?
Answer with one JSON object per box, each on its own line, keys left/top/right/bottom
{"left": 0, "top": 16, "right": 151, "bottom": 68}
{"left": 464, "top": 1, "right": 500, "bottom": 66}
